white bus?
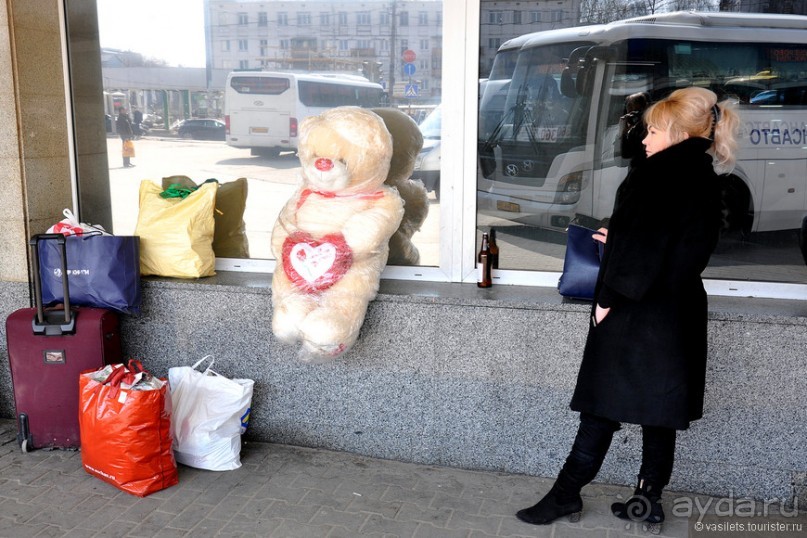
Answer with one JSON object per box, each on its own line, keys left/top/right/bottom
{"left": 478, "top": 12, "right": 807, "bottom": 257}
{"left": 225, "top": 71, "right": 385, "bottom": 157}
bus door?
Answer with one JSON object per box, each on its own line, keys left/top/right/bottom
{"left": 573, "top": 45, "right": 635, "bottom": 225}
{"left": 756, "top": 142, "right": 807, "bottom": 232}
{"left": 734, "top": 102, "right": 807, "bottom": 233}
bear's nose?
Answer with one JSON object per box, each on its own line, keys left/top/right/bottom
{"left": 315, "top": 158, "right": 333, "bottom": 171}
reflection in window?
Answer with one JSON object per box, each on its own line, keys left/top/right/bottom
{"left": 85, "top": 0, "right": 443, "bottom": 266}
{"left": 476, "top": 7, "right": 807, "bottom": 285}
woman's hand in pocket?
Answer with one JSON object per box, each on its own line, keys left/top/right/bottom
{"left": 593, "top": 304, "right": 611, "bottom": 326}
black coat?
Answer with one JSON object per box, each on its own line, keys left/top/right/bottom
{"left": 569, "top": 138, "right": 722, "bottom": 430}
{"left": 116, "top": 113, "right": 134, "bottom": 140}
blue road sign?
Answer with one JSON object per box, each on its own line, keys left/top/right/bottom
{"left": 405, "top": 84, "right": 419, "bottom": 98}
{"left": 403, "top": 63, "right": 416, "bottom": 76}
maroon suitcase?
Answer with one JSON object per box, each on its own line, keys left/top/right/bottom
{"left": 6, "top": 234, "right": 122, "bottom": 452}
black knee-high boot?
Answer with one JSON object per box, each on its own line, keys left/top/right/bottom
{"left": 611, "top": 425, "right": 676, "bottom": 529}
{"left": 516, "top": 414, "right": 619, "bottom": 525}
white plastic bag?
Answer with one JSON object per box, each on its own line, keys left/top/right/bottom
{"left": 47, "top": 208, "right": 109, "bottom": 236}
{"left": 168, "top": 356, "right": 254, "bottom": 471}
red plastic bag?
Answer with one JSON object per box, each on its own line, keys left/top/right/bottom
{"left": 79, "top": 360, "right": 178, "bottom": 497}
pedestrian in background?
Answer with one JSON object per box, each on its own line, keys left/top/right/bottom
{"left": 615, "top": 91, "right": 650, "bottom": 166}
{"left": 516, "top": 86, "right": 739, "bottom": 532}
{"left": 133, "top": 108, "right": 144, "bottom": 138}
{"left": 116, "top": 107, "right": 135, "bottom": 168}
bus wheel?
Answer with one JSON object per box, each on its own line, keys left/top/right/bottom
{"left": 251, "top": 147, "right": 280, "bottom": 158}
{"left": 720, "top": 176, "right": 753, "bottom": 238}
{"left": 799, "top": 215, "right": 807, "bottom": 265}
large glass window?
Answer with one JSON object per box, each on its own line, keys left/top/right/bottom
{"left": 87, "top": 0, "right": 443, "bottom": 268}
{"left": 68, "top": 2, "right": 807, "bottom": 296}
{"left": 476, "top": 5, "right": 807, "bottom": 289}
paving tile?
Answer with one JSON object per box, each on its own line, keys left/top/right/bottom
{"left": 413, "top": 522, "right": 472, "bottom": 537}
{"left": 0, "top": 420, "right": 790, "bottom": 538}
{"left": 394, "top": 501, "right": 453, "bottom": 526}
{"left": 383, "top": 485, "right": 437, "bottom": 510}
{"left": 446, "top": 509, "right": 504, "bottom": 535}
{"left": 309, "top": 506, "right": 369, "bottom": 533}
{"left": 359, "top": 513, "right": 419, "bottom": 537}
{"left": 432, "top": 492, "right": 487, "bottom": 514}
{"left": 346, "top": 495, "right": 405, "bottom": 519}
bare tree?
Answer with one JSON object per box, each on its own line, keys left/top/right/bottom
{"left": 579, "top": 0, "right": 635, "bottom": 24}
{"left": 579, "top": 0, "right": 721, "bottom": 24}
{"left": 668, "top": 0, "right": 719, "bottom": 9}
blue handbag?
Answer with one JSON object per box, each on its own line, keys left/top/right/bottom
{"left": 38, "top": 234, "right": 142, "bottom": 314}
{"left": 557, "top": 224, "right": 605, "bottom": 301}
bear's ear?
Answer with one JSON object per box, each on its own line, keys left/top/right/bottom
{"left": 371, "top": 108, "right": 423, "bottom": 183}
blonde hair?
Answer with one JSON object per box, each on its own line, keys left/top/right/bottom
{"left": 644, "top": 87, "right": 739, "bottom": 174}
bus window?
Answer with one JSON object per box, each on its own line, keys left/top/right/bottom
{"left": 230, "top": 76, "right": 290, "bottom": 95}
{"left": 478, "top": 41, "right": 592, "bottom": 188}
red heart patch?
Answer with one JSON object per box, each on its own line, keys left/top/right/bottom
{"left": 282, "top": 232, "right": 353, "bottom": 292}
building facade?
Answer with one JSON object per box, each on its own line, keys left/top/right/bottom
{"left": 207, "top": 0, "right": 444, "bottom": 100}
{"left": 206, "top": 0, "right": 582, "bottom": 100}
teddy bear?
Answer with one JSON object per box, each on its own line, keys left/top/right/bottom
{"left": 371, "top": 108, "right": 430, "bottom": 266}
{"left": 270, "top": 107, "right": 404, "bottom": 362}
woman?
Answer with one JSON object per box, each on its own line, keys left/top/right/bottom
{"left": 516, "top": 87, "right": 739, "bottom": 531}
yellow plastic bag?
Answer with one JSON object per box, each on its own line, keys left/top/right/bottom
{"left": 135, "top": 180, "right": 217, "bottom": 278}
{"left": 161, "top": 176, "right": 250, "bottom": 258}
{"left": 122, "top": 139, "right": 135, "bottom": 157}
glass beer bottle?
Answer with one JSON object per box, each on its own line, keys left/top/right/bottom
{"left": 477, "top": 232, "right": 493, "bottom": 288}
{"left": 489, "top": 228, "right": 500, "bottom": 269}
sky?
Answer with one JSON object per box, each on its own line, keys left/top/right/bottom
{"left": 96, "top": 0, "right": 207, "bottom": 67}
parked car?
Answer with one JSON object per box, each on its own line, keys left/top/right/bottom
{"left": 177, "top": 119, "right": 226, "bottom": 141}
{"left": 411, "top": 105, "right": 441, "bottom": 198}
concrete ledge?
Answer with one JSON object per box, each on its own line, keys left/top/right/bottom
{"left": 1, "top": 274, "right": 805, "bottom": 505}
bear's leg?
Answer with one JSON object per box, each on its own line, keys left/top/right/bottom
{"left": 272, "top": 293, "right": 317, "bottom": 344}
{"left": 298, "top": 292, "right": 369, "bottom": 361}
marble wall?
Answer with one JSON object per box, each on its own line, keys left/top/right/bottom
{"left": 1, "top": 277, "right": 804, "bottom": 505}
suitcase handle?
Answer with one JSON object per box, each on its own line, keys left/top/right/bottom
{"left": 28, "top": 234, "right": 76, "bottom": 335}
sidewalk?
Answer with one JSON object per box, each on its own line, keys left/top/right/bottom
{"left": 0, "top": 419, "right": 801, "bottom": 537}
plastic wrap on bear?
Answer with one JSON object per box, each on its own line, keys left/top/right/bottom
{"left": 371, "top": 108, "right": 429, "bottom": 266}
{"left": 271, "top": 107, "right": 405, "bottom": 363}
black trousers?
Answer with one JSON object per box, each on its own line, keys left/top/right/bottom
{"left": 558, "top": 413, "right": 676, "bottom": 497}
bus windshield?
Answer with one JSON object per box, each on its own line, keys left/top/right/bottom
{"left": 488, "top": 48, "right": 519, "bottom": 81}
{"left": 480, "top": 42, "right": 590, "bottom": 184}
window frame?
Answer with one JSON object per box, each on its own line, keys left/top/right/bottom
{"left": 71, "top": 0, "right": 807, "bottom": 301}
